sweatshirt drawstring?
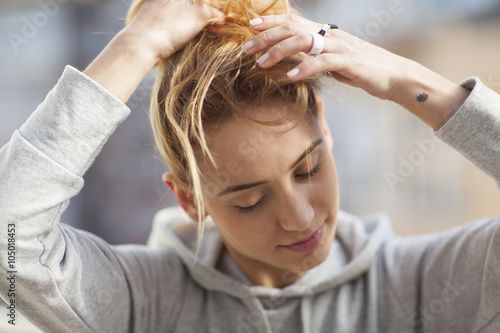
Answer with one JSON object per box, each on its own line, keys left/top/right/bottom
{"left": 301, "top": 295, "right": 313, "bottom": 333}
{"left": 241, "top": 297, "right": 273, "bottom": 333}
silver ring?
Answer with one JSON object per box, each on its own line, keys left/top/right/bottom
{"left": 307, "top": 33, "right": 324, "bottom": 56}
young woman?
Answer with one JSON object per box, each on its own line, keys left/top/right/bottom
{"left": 1, "top": 0, "right": 499, "bottom": 332}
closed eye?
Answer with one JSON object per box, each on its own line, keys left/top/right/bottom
{"left": 235, "top": 163, "right": 321, "bottom": 214}
{"left": 295, "top": 162, "right": 321, "bottom": 180}
{"left": 236, "top": 195, "right": 267, "bottom": 214}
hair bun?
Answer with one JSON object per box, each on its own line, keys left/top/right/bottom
{"left": 126, "top": 0, "right": 300, "bottom": 28}
{"left": 217, "top": 0, "right": 299, "bottom": 19}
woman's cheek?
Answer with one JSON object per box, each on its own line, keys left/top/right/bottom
{"left": 319, "top": 157, "right": 339, "bottom": 206}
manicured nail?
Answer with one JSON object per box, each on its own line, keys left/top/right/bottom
{"left": 241, "top": 40, "right": 254, "bottom": 52}
{"left": 256, "top": 53, "right": 269, "bottom": 65}
{"left": 287, "top": 68, "right": 300, "bottom": 78}
{"left": 249, "top": 18, "right": 263, "bottom": 25}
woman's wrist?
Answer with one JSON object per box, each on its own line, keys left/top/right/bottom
{"left": 83, "top": 28, "right": 163, "bottom": 103}
{"left": 390, "top": 61, "right": 471, "bottom": 130}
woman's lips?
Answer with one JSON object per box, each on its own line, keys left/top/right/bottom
{"left": 281, "top": 226, "right": 324, "bottom": 253}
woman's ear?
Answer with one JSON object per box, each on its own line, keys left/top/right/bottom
{"left": 162, "top": 173, "right": 204, "bottom": 222}
{"left": 315, "top": 95, "right": 334, "bottom": 151}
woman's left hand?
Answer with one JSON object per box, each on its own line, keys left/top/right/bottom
{"left": 241, "top": 14, "right": 413, "bottom": 101}
{"left": 242, "top": 14, "right": 471, "bottom": 130}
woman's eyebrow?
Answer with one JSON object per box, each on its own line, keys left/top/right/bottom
{"left": 216, "top": 138, "right": 323, "bottom": 197}
{"left": 289, "top": 138, "right": 323, "bottom": 170}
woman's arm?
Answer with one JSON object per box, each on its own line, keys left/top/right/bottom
{"left": 0, "top": 1, "right": 222, "bottom": 331}
{"left": 84, "top": 0, "right": 223, "bottom": 103}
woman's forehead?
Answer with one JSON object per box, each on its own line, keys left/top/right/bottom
{"left": 206, "top": 106, "right": 319, "bottom": 157}
{"left": 198, "top": 113, "right": 322, "bottom": 194}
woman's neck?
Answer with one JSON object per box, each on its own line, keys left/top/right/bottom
{"left": 224, "top": 245, "right": 305, "bottom": 289}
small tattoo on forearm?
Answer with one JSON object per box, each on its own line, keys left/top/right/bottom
{"left": 417, "top": 93, "right": 428, "bottom": 103}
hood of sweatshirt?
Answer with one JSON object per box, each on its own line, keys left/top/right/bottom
{"left": 147, "top": 206, "right": 394, "bottom": 300}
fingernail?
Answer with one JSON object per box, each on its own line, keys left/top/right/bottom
{"left": 256, "top": 53, "right": 269, "bottom": 65}
{"left": 249, "top": 18, "right": 263, "bottom": 25}
{"left": 241, "top": 40, "right": 254, "bottom": 52}
{"left": 287, "top": 68, "right": 300, "bottom": 78}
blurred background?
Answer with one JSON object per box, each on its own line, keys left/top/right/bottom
{"left": 1, "top": 0, "right": 499, "bottom": 241}
{"left": 1, "top": 0, "right": 499, "bottom": 331}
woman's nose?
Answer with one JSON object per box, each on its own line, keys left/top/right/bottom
{"left": 275, "top": 189, "right": 314, "bottom": 232}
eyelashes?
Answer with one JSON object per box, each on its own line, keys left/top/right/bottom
{"left": 237, "top": 194, "right": 267, "bottom": 214}
{"left": 236, "top": 162, "right": 322, "bottom": 214}
{"left": 295, "top": 162, "right": 321, "bottom": 180}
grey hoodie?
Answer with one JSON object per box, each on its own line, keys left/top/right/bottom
{"left": 0, "top": 66, "right": 500, "bottom": 333}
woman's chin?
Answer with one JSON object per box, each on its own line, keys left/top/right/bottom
{"left": 284, "top": 217, "right": 337, "bottom": 275}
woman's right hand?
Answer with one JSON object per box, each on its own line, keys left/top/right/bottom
{"left": 84, "top": 0, "right": 222, "bottom": 103}
{"left": 126, "top": 0, "right": 223, "bottom": 63}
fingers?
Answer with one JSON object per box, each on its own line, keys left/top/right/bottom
{"left": 200, "top": 0, "right": 224, "bottom": 19}
{"left": 194, "top": 0, "right": 223, "bottom": 23}
{"left": 249, "top": 14, "right": 309, "bottom": 32}
{"left": 241, "top": 14, "right": 353, "bottom": 83}
{"left": 253, "top": 32, "right": 342, "bottom": 71}
{"left": 242, "top": 15, "right": 403, "bottom": 100}
{"left": 254, "top": 33, "right": 315, "bottom": 67}
{"left": 243, "top": 15, "right": 322, "bottom": 55}
{"left": 285, "top": 54, "right": 348, "bottom": 81}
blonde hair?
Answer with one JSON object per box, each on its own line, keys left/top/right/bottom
{"left": 126, "top": 0, "right": 327, "bottom": 253}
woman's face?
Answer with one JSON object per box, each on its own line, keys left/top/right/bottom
{"left": 179, "top": 98, "right": 339, "bottom": 288}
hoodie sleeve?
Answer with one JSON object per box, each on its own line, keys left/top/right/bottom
{"left": 433, "top": 77, "right": 500, "bottom": 189}
{"left": 0, "top": 66, "right": 187, "bottom": 333}
{"left": 379, "top": 78, "right": 500, "bottom": 332}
